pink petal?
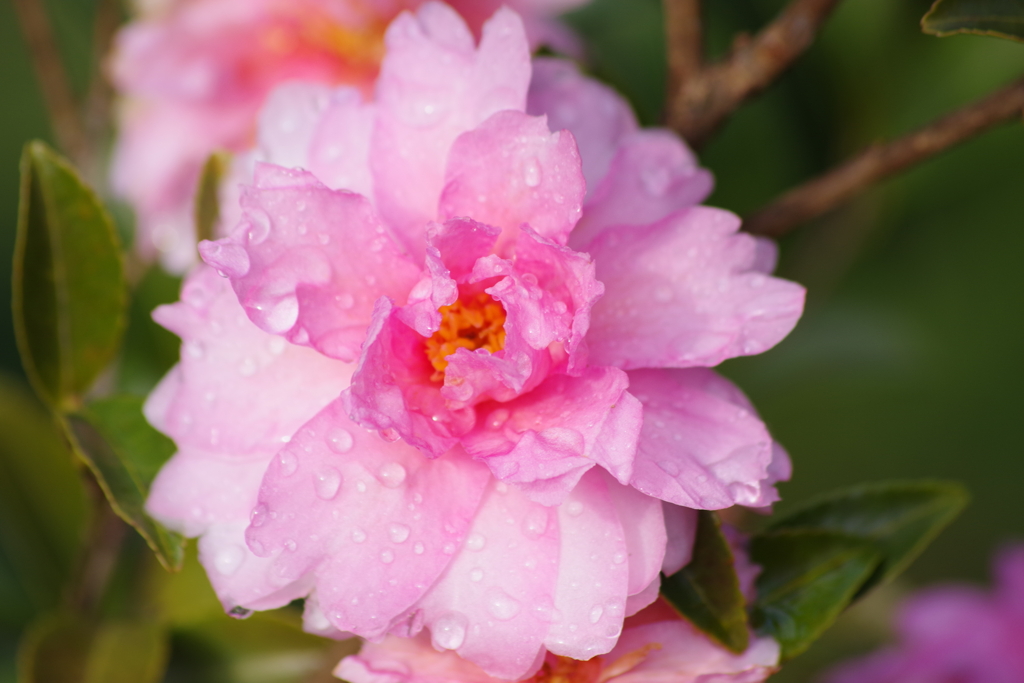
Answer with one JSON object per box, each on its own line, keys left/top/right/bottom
{"left": 416, "top": 481, "right": 559, "bottom": 679}
{"left": 527, "top": 58, "right": 637, "bottom": 194}
{"left": 347, "top": 298, "right": 472, "bottom": 456}
{"left": 464, "top": 367, "right": 640, "bottom": 505}
{"left": 571, "top": 130, "right": 714, "bottom": 250}
{"left": 427, "top": 218, "right": 501, "bottom": 283}
{"left": 256, "top": 81, "right": 332, "bottom": 170}
{"left": 371, "top": 4, "right": 530, "bottom": 257}
{"left": 147, "top": 266, "right": 353, "bottom": 455}
{"left": 244, "top": 398, "right": 491, "bottom": 639}
{"left": 627, "top": 368, "right": 777, "bottom": 510}
{"left": 307, "top": 88, "right": 376, "bottom": 199}
{"left": 439, "top": 110, "right": 585, "bottom": 251}
{"left": 661, "top": 504, "right": 698, "bottom": 575}
{"left": 587, "top": 207, "right": 805, "bottom": 370}
{"left": 337, "top": 632, "right": 502, "bottom": 683}
{"left": 200, "top": 163, "right": 420, "bottom": 362}
{"left": 545, "top": 470, "right": 631, "bottom": 661}
{"left": 608, "top": 482, "right": 667, "bottom": 600}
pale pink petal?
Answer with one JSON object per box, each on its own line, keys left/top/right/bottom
{"left": 587, "top": 207, "right": 805, "bottom": 370}
{"left": 527, "top": 58, "right": 637, "bottom": 194}
{"left": 464, "top": 367, "right": 640, "bottom": 505}
{"left": 372, "top": 4, "right": 531, "bottom": 257}
{"left": 200, "top": 164, "right": 420, "bottom": 361}
{"left": 607, "top": 619, "right": 779, "bottom": 683}
{"left": 307, "top": 88, "right": 377, "bottom": 198}
{"left": 627, "top": 368, "right": 776, "bottom": 510}
{"left": 624, "top": 578, "right": 661, "bottom": 618}
{"left": 245, "top": 398, "right": 491, "bottom": 639}
{"left": 661, "top": 504, "right": 698, "bottom": 575}
{"left": 416, "top": 481, "right": 559, "bottom": 679}
{"left": 608, "top": 483, "right": 667, "bottom": 600}
{"left": 337, "top": 632, "right": 502, "bottom": 683}
{"left": 147, "top": 266, "right": 353, "bottom": 455}
{"left": 347, "top": 298, "right": 472, "bottom": 456}
{"left": 746, "top": 442, "right": 792, "bottom": 510}
{"left": 571, "top": 130, "right": 714, "bottom": 250}
{"left": 256, "top": 81, "right": 333, "bottom": 170}
{"left": 545, "top": 470, "right": 631, "bottom": 661}
{"left": 439, "top": 110, "right": 585, "bottom": 251}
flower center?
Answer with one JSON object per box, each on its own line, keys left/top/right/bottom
{"left": 530, "top": 656, "right": 603, "bottom": 683}
{"left": 424, "top": 292, "right": 506, "bottom": 381}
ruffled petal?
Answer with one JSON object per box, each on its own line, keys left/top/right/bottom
{"left": 147, "top": 266, "right": 353, "bottom": 455}
{"left": 256, "top": 81, "right": 333, "bottom": 170}
{"left": 527, "top": 58, "right": 638, "bottom": 195}
{"left": 244, "top": 398, "right": 491, "bottom": 639}
{"left": 439, "top": 110, "right": 585, "bottom": 251}
{"left": 371, "top": 4, "right": 530, "bottom": 257}
{"left": 416, "top": 481, "right": 560, "bottom": 679}
{"left": 464, "top": 367, "right": 640, "bottom": 505}
{"left": 200, "top": 164, "right": 420, "bottom": 362}
{"left": 587, "top": 207, "right": 805, "bottom": 370}
{"left": 307, "top": 88, "right": 376, "bottom": 199}
{"left": 627, "top": 368, "right": 777, "bottom": 510}
{"left": 571, "top": 130, "right": 714, "bottom": 250}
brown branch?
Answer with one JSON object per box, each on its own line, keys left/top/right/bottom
{"left": 744, "top": 76, "right": 1024, "bottom": 238}
{"left": 12, "top": 0, "right": 88, "bottom": 164}
{"left": 664, "top": 0, "right": 703, "bottom": 97}
{"left": 667, "top": 0, "right": 842, "bottom": 148}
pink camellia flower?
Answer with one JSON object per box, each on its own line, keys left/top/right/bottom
{"left": 822, "top": 545, "right": 1024, "bottom": 683}
{"left": 110, "top": 0, "right": 588, "bottom": 271}
{"left": 145, "top": 3, "right": 804, "bottom": 678}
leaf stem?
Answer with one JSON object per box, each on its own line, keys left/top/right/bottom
{"left": 744, "top": 75, "right": 1024, "bottom": 238}
{"left": 666, "top": 0, "right": 843, "bottom": 148}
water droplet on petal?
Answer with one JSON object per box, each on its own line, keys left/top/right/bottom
{"left": 214, "top": 545, "right": 244, "bottom": 576}
{"left": 254, "top": 296, "right": 299, "bottom": 334}
{"left": 486, "top": 588, "right": 521, "bottom": 621}
{"left": 250, "top": 504, "right": 269, "bottom": 527}
{"left": 565, "top": 501, "right": 584, "bottom": 517}
{"left": 228, "top": 606, "right": 253, "bottom": 619}
{"left": 589, "top": 605, "right": 604, "bottom": 624}
{"left": 469, "top": 567, "right": 484, "bottom": 582}
{"left": 247, "top": 208, "right": 272, "bottom": 245}
{"left": 314, "top": 467, "right": 342, "bottom": 500}
{"left": 487, "top": 409, "right": 510, "bottom": 430}
{"left": 336, "top": 292, "right": 355, "bottom": 309}
{"left": 389, "top": 523, "right": 410, "bottom": 543}
{"left": 466, "top": 533, "right": 486, "bottom": 551}
{"left": 380, "top": 549, "right": 395, "bottom": 564}
{"left": 283, "top": 538, "right": 297, "bottom": 552}
{"left": 277, "top": 451, "right": 298, "bottom": 476}
{"left": 523, "top": 158, "right": 541, "bottom": 187}
{"left": 352, "top": 528, "right": 367, "bottom": 543}
{"left": 523, "top": 508, "right": 549, "bottom": 538}
{"left": 327, "top": 428, "right": 353, "bottom": 453}
{"left": 377, "top": 462, "right": 407, "bottom": 488}
{"left": 432, "top": 612, "right": 468, "bottom": 650}
{"left": 413, "top": 542, "right": 425, "bottom": 555}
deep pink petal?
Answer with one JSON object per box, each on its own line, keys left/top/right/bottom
{"left": 571, "top": 130, "right": 714, "bottom": 250}
{"left": 587, "top": 207, "right": 805, "bottom": 369}
{"left": 147, "top": 266, "right": 353, "bottom": 455}
{"left": 627, "top": 368, "right": 777, "bottom": 510}
{"left": 464, "top": 367, "right": 640, "bottom": 505}
{"left": 527, "top": 58, "right": 638, "bottom": 195}
{"left": 416, "top": 481, "right": 559, "bottom": 679}
{"left": 245, "top": 398, "right": 491, "bottom": 639}
{"left": 200, "top": 164, "right": 420, "bottom": 361}
{"left": 439, "top": 110, "right": 585, "bottom": 251}
{"left": 545, "top": 470, "right": 631, "bottom": 661}
{"left": 371, "top": 5, "right": 530, "bottom": 257}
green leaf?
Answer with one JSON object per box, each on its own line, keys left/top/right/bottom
{"left": 18, "top": 613, "right": 169, "bottom": 683}
{"left": 0, "top": 377, "right": 88, "bottom": 626}
{"left": 749, "top": 530, "right": 881, "bottom": 660}
{"left": 117, "top": 267, "right": 182, "bottom": 396}
{"left": 765, "top": 480, "right": 968, "bottom": 596}
{"left": 194, "top": 151, "right": 230, "bottom": 245}
{"left": 63, "top": 395, "right": 184, "bottom": 571}
{"left": 141, "top": 544, "right": 222, "bottom": 627}
{"left": 12, "top": 141, "right": 127, "bottom": 411}
{"left": 660, "top": 511, "right": 749, "bottom": 653}
{"left": 922, "top": 0, "right": 1024, "bottom": 41}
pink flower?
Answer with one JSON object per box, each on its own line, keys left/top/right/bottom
{"left": 145, "top": 4, "right": 803, "bottom": 678}
{"left": 109, "top": 0, "right": 588, "bottom": 271}
{"left": 822, "top": 545, "right": 1024, "bottom": 683}
{"left": 337, "top": 599, "right": 778, "bottom": 683}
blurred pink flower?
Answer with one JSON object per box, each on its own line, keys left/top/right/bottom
{"left": 110, "top": 0, "right": 587, "bottom": 271}
{"left": 822, "top": 545, "right": 1024, "bottom": 683}
{"left": 337, "top": 599, "right": 779, "bottom": 683}
{"left": 145, "top": 4, "right": 803, "bottom": 678}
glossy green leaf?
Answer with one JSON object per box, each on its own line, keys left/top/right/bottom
{"left": 194, "top": 151, "right": 230, "bottom": 245}
{"left": 63, "top": 395, "right": 184, "bottom": 571}
{"left": 750, "top": 530, "right": 881, "bottom": 660}
{"left": 660, "top": 511, "right": 749, "bottom": 653}
{"left": 18, "top": 613, "right": 169, "bottom": 683}
{"left": 765, "top": 480, "right": 968, "bottom": 596}
{"left": 117, "top": 266, "right": 182, "bottom": 396}
{"left": 922, "top": 0, "right": 1024, "bottom": 40}
{"left": 0, "top": 377, "right": 87, "bottom": 626}
{"left": 12, "top": 141, "right": 126, "bottom": 411}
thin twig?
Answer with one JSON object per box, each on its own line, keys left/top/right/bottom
{"left": 81, "top": 0, "right": 123, "bottom": 185}
{"left": 667, "top": 0, "right": 842, "bottom": 148}
{"left": 664, "top": 0, "right": 703, "bottom": 98}
{"left": 744, "top": 76, "right": 1024, "bottom": 238}
{"left": 11, "top": 0, "right": 88, "bottom": 164}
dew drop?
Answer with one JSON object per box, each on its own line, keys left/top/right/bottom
{"left": 389, "top": 523, "right": 411, "bottom": 543}
{"left": 228, "top": 606, "right": 253, "bottom": 619}
{"left": 612, "top": 552, "right": 626, "bottom": 565}
{"left": 327, "top": 428, "right": 354, "bottom": 453}
{"left": 352, "top": 528, "right": 367, "bottom": 543}
{"left": 314, "top": 467, "right": 342, "bottom": 500}
{"left": 466, "top": 533, "right": 486, "bottom": 551}
{"left": 589, "top": 605, "right": 604, "bottom": 624}
{"left": 356, "top": 480, "right": 368, "bottom": 493}
{"left": 214, "top": 545, "right": 244, "bottom": 576}
{"left": 523, "top": 158, "right": 541, "bottom": 187}
{"left": 522, "top": 508, "right": 549, "bottom": 538}
{"left": 250, "top": 504, "right": 269, "bottom": 527}
{"left": 336, "top": 292, "right": 355, "bottom": 309}
{"left": 377, "top": 462, "right": 407, "bottom": 488}
{"left": 254, "top": 296, "right": 299, "bottom": 334}
{"left": 565, "top": 501, "right": 584, "bottom": 517}
{"left": 487, "top": 409, "right": 510, "bottom": 430}
{"left": 277, "top": 451, "right": 298, "bottom": 476}
{"left": 378, "top": 428, "right": 401, "bottom": 443}
{"left": 469, "top": 567, "right": 484, "bottom": 582}
{"left": 247, "top": 208, "right": 272, "bottom": 245}
{"left": 486, "top": 588, "right": 521, "bottom": 621}
{"left": 413, "top": 542, "right": 425, "bottom": 555}
{"left": 431, "top": 612, "right": 468, "bottom": 650}
{"left": 283, "top": 538, "right": 297, "bottom": 552}
{"left": 380, "top": 549, "right": 395, "bottom": 564}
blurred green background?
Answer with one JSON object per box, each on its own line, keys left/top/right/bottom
{"left": 1, "top": 0, "right": 1022, "bottom": 680}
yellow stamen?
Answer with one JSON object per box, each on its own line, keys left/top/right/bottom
{"left": 424, "top": 292, "right": 507, "bottom": 381}
{"left": 532, "top": 656, "right": 603, "bottom": 683}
